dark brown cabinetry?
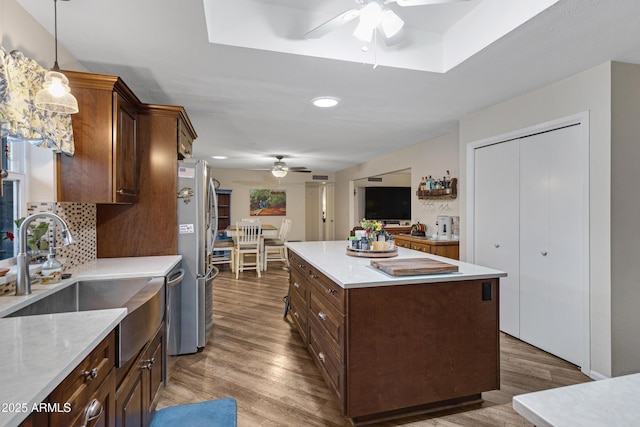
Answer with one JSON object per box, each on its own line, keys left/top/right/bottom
{"left": 115, "top": 323, "right": 165, "bottom": 427}
{"left": 288, "top": 249, "right": 499, "bottom": 424}
{"left": 59, "top": 71, "right": 140, "bottom": 204}
{"left": 97, "top": 104, "right": 197, "bottom": 258}
{"left": 177, "top": 119, "right": 193, "bottom": 159}
{"left": 215, "top": 189, "right": 232, "bottom": 232}
{"left": 21, "top": 331, "right": 118, "bottom": 427}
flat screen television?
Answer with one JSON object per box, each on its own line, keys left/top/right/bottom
{"left": 364, "top": 186, "right": 411, "bottom": 221}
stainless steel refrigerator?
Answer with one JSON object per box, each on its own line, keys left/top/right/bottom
{"left": 175, "top": 159, "right": 218, "bottom": 354}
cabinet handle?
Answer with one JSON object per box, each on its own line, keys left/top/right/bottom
{"left": 80, "top": 399, "right": 103, "bottom": 427}
{"left": 494, "top": 243, "right": 500, "bottom": 248}
{"left": 541, "top": 250, "right": 548, "bottom": 256}
{"left": 327, "top": 288, "right": 336, "bottom": 296}
{"left": 294, "top": 282, "right": 300, "bottom": 288}
{"left": 318, "top": 352, "right": 326, "bottom": 363}
{"left": 294, "top": 311, "right": 300, "bottom": 319}
{"left": 310, "top": 273, "right": 319, "bottom": 280}
{"left": 140, "top": 357, "right": 155, "bottom": 370}
{"left": 298, "top": 263, "right": 305, "bottom": 269}
{"left": 318, "top": 311, "right": 327, "bottom": 321}
{"left": 82, "top": 368, "right": 99, "bottom": 382}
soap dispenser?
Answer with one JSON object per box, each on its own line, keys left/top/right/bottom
{"left": 41, "top": 248, "right": 63, "bottom": 283}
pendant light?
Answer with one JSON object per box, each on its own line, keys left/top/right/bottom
{"left": 35, "top": 0, "right": 79, "bottom": 114}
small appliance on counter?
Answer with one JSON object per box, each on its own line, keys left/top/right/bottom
{"left": 435, "top": 215, "right": 453, "bottom": 240}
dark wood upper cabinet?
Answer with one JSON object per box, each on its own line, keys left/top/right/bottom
{"left": 58, "top": 71, "right": 140, "bottom": 204}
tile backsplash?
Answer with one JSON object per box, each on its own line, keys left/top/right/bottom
{"left": 27, "top": 202, "right": 97, "bottom": 270}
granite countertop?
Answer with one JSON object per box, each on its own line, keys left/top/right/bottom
{"left": 286, "top": 241, "right": 505, "bottom": 289}
{"left": 0, "top": 255, "right": 181, "bottom": 427}
{"left": 513, "top": 374, "right": 640, "bottom": 426}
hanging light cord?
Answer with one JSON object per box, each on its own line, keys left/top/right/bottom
{"left": 52, "top": 0, "right": 60, "bottom": 71}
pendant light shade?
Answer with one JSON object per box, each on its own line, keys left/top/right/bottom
{"left": 35, "top": 0, "right": 79, "bottom": 114}
{"left": 271, "top": 169, "right": 288, "bottom": 178}
{"left": 35, "top": 70, "right": 78, "bottom": 113}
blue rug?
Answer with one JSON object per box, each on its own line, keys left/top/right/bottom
{"left": 150, "top": 398, "right": 237, "bottom": 427}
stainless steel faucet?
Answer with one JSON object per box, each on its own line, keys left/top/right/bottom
{"left": 15, "top": 212, "right": 77, "bottom": 296}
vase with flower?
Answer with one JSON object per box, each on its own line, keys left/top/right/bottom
{"left": 360, "top": 218, "right": 384, "bottom": 250}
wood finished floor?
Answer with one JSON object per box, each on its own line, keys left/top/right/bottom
{"left": 157, "top": 265, "right": 591, "bottom": 426}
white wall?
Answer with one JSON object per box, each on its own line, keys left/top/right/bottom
{"left": 610, "top": 62, "right": 640, "bottom": 376}
{"left": 335, "top": 131, "right": 460, "bottom": 238}
{"left": 459, "top": 62, "right": 613, "bottom": 378}
{"left": 2, "top": 0, "right": 88, "bottom": 211}
{"left": 212, "top": 168, "right": 334, "bottom": 242}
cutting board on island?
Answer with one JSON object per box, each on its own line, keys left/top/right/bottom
{"left": 371, "top": 258, "right": 459, "bottom": 276}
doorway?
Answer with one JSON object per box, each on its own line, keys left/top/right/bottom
{"left": 305, "top": 182, "right": 335, "bottom": 241}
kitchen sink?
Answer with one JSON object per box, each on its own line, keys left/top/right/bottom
{"left": 7, "top": 277, "right": 165, "bottom": 367}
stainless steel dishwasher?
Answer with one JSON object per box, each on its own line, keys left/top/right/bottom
{"left": 165, "top": 263, "right": 185, "bottom": 381}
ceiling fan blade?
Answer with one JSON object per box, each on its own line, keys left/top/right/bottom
{"left": 291, "top": 169, "right": 312, "bottom": 173}
{"left": 395, "top": 0, "right": 469, "bottom": 6}
{"left": 304, "top": 9, "right": 360, "bottom": 39}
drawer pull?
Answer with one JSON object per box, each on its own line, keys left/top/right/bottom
{"left": 80, "top": 399, "right": 103, "bottom": 427}
{"left": 318, "top": 311, "right": 327, "bottom": 321}
{"left": 294, "top": 311, "right": 300, "bottom": 319}
{"left": 298, "top": 263, "right": 305, "bottom": 269}
{"left": 318, "top": 352, "right": 326, "bottom": 363}
{"left": 82, "top": 368, "right": 99, "bottom": 382}
{"left": 327, "top": 288, "right": 336, "bottom": 296}
{"left": 141, "top": 357, "right": 155, "bottom": 370}
{"left": 310, "top": 273, "right": 319, "bottom": 280}
{"left": 294, "top": 282, "right": 300, "bottom": 288}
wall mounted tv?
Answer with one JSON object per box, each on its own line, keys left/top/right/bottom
{"left": 364, "top": 186, "right": 411, "bottom": 221}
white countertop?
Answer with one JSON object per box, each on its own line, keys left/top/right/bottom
{"left": 0, "top": 255, "right": 181, "bottom": 427}
{"left": 286, "top": 241, "right": 505, "bottom": 288}
{"left": 0, "top": 309, "right": 126, "bottom": 427}
{"left": 513, "top": 374, "right": 640, "bottom": 426}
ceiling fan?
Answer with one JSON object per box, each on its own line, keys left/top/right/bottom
{"left": 269, "top": 156, "right": 312, "bottom": 178}
{"left": 304, "top": 0, "right": 470, "bottom": 42}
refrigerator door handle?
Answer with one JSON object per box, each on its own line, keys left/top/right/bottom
{"left": 208, "top": 176, "right": 219, "bottom": 256}
{"left": 198, "top": 265, "right": 219, "bottom": 282}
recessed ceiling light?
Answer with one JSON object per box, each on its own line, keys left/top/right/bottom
{"left": 311, "top": 97, "right": 340, "bottom": 108}
{"left": 211, "top": 155, "right": 228, "bottom": 160}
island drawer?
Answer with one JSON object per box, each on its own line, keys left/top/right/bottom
{"left": 309, "top": 289, "right": 345, "bottom": 362}
{"left": 289, "top": 290, "right": 308, "bottom": 344}
{"left": 289, "top": 268, "right": 308, "bottom": 304}
{"left": 289, "top": 251, "right": 308, "bottom": 276}
{"left": 309, "top": 324, "right": 345, "bottom": 412}
{"left": 394, "top": 238, "right": 411, "bottom": 249}
{"left": 307, "top": 266, "right": 345, "bottom": 312}
{"left": 49, "top": 331, "right": 115, "bottom": 427}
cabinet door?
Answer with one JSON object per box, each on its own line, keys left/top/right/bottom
{"left": 114, "top": 92, "right": 138, "bottom": 203}
{"left": 144, "top": 326, "right": 165, "bottom": 414}
{"left": 519, "top": 124, "right": 586, "bottom": 367}
{"left": 115, "top": 362, "right": 145, "bottom": 427}
{"left": 474, "top": 140, "right": 520, "bottom": 337}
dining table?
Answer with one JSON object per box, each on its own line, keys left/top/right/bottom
{"left": 224, "top": 223, "right": 279, "bottom": 271}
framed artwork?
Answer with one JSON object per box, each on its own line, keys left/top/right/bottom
{"left": 249, "top": 189, "right": 286, "bottom": 216}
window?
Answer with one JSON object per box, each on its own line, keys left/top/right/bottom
{"left": 1, "top": 136, "right": 25, "bottom": 260}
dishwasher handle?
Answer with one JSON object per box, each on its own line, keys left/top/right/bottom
{"left": 167, "top": 268, "right": 185, "bottom": 287}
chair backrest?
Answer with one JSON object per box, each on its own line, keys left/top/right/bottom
{"left": 235, "top": 221, "right": 261, "bottom": 247}
{"left": 279, "top": 218, "right": 292, "bottom": 241}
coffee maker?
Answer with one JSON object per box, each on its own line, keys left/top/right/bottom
{"left": 436, "top": 215, "right": 453, "bottom": 240}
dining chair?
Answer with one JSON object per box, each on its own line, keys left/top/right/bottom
{"left": 233, "top": 221, "right": 262, "bottom": 279}
{"left": 264, "top": 218, "right": 291, "bottom": 270}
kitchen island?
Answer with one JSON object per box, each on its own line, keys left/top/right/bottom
{"left": 286, "top": 241, "right": 506, "bottom": 424}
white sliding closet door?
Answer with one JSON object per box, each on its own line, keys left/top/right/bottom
{"left": 519, "top": 124, "right": 586, "bottom": 366}
{"left": 474, "top": 140, "right": 520, "bottom": 337}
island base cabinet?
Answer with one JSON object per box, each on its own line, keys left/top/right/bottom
{"left": 346, "top": 279, "right": 499, "bottom": 419}
{"left": 115, "top": 323, "right": 165, "bottom": 427}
